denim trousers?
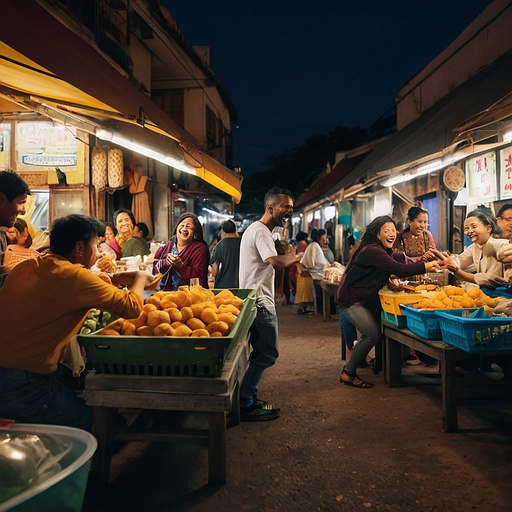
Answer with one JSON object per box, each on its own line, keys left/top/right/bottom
{"left": 0, "top": 365, "right": 93, "bottom": 431}
{"left": 240, "top": 306, "right": 279, "bottom": 408}
{"left": 339, "top": 302, "right": 381, "bottom": 377}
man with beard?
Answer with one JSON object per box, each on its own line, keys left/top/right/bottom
{"left": 238, "top": 187, "right": 300, "bottom": 421}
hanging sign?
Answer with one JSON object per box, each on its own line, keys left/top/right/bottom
{"left": 337, "top": 200, "right": 351, "bottom": 226}
{"left": 499, "top": 146, "right": 512, "bottom": 200}
{"left": 465, "top": 151, "right": 497, "bottom": 203}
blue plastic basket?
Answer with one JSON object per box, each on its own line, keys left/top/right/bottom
{"left": 435, "top": 307, "right": 512, "bottom": 353}
{"left": 400, "top": 305, "right": 479, "bottom": 340}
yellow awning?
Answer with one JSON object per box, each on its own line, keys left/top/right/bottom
{"left": 0, "top": 0, "right": 242, "bottom": 201}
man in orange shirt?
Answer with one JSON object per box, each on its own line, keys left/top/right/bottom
{"left": 0, "top": 214, "right": 153, "bottom": 431}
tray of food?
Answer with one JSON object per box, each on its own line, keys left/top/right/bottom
{"left": 78, "top": 288, "right": 256, "bottom": 377}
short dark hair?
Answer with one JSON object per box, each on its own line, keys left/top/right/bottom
{"left": 406, "top": 206, "right": 428, "bottom": 222}
{"left": 221, "top": 219, "right": 236, "bottom": 234}
{"left": 466, "top": 209, "right": 499, "bottom": 235}
{"left": 113, "top": 208, "right": 136, "bottom": 227}
{"left": 264, "top": 187, "right": 292, "bottom": 207}
{"left": 0, "top": 170, "right": 31, "bottom": 201}
{"left": 50, "top": 214, "right": 104, "bottom": 256}
{"left": 135, "top": 222, "right": 149, "bottom": 239}
{"left": 497, "top": 203, "right": 512, "bottom": 218}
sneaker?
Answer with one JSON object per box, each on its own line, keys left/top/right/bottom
{"left": 240, "top": 403, "right": 280, "bottom": 422}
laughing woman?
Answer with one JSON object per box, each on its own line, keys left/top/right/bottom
{"left": 153, "top": 212, "right": 209, "bottom": 290}
{"left": 336, "top": 216, "right": 441, "bottom": 388}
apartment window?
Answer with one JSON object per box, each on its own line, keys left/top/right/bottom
{"left": 206, "top": 106, "right": 223, "bottom": 150}
{"left": 153, "top": 90, "right": 184, "bottom": 128}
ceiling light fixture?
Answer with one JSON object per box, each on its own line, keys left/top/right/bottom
{"left": 96, "top": 128, "right": 196, "bottom": 175}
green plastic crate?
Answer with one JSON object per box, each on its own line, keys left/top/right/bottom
{"left": 77, "top": 289, "right": 256, "bottom": 377}
{"left": 381, "top": 310, "right": 408, "bottom": 328}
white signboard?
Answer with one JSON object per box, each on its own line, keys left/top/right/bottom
{"left": 465, "top": 151, "right": 497, "bottom": 203}
{"left": 499, "top": 146, "right": 512, "bottom": 200}
{"left": 15, "top": 121, "right": 78, "bottom": 171}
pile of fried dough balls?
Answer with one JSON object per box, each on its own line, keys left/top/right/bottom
{"left": 97, "top": 286, "right": 243, "bottom": 337}
{"left": 412, "top": 285, "right": 500, "bottom": 313}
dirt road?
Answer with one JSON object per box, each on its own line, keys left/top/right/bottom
{"left": 83, "top": 302, "right": 512, "bottom": 512}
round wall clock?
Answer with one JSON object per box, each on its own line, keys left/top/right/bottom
{"left": 442, "top": 166, "right": 465, "bottom": 192}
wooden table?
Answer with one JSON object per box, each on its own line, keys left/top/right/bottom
{"left": 320, "top": 280, "right": 339, "bottom": 322}
{"left": 383, "top": 321, "right": 512, "bottom": 432}
{"left": 83, "top": 334, "right": 248, "bottom": 487}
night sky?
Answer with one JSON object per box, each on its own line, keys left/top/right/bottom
{"left": 160, "top": 0, "right": 494, "bottom": 176}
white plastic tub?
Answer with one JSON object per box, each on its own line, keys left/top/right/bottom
{"left": 0, "top": 423, "right": 97, "bottom": 512}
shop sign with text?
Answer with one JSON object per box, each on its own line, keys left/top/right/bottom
{"left": 465, "top": 151, "right": 496, "bottom": 203}
{"left": 499, "top": 146, "right": 512, "bottom": 200}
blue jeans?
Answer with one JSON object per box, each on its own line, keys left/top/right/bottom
{"left": 0, "top": 366, "right": 93, "bottom": 431}
{"left": 339, "top": 303, "right": 381, "bottom": 377}
{"left": 240, "top": 306, "right": 279, "bottom": 408}
{"left": 339, "top": 309, "right": 358, "bottom": 359}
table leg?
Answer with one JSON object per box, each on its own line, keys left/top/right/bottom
{"left": 441, "top": 351, "right": 458, "bottom": 432}
{"left": 323, "top": 288, "right": 330, "bottom": 322}
{"left": 385, "top": 335, "right": 403, "bottom": 387}
{"left": 89, "top": 406, "right": 114, "bottom": 488}
{"left": 207, "top": 412, "right": 227, "bottom": 485}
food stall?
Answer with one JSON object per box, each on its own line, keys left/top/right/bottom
{"left": 379, "top": 285, "right": 512, "bottom": 432}
{"left": 77, "top": 287, "right": 256, "bottom": 486}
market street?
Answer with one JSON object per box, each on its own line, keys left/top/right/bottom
{"left": 83, "top": 301, "right": 512, "bottom": 512}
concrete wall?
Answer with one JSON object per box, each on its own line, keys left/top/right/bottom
{"left": 397, "top": 0, "right": 512, "bottom": 129}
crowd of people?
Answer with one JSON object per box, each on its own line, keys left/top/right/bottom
{"left": 3, "top": 167, "right": 512, "bottom": 431}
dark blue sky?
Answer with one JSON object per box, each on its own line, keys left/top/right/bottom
{"left": 160, "top": 0, "right": 494, "bottom": 176}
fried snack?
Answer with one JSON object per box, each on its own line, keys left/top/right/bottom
{"left": 174, "top": 324, "right": 192, "bottom": 337}
{"left": 201, "top": 308, "right": 218, "bottom": 324}
{"left": 180, "top": 306, "right": 194, "bottom": 322}
{"left": 191, "top": 328, "right": 210, "bottom": 337}
{"left": 153, "top": 323, "right": 174, "bottom": 336}
{"left": 142, "top": 303, "right": 158, "bottom": 313}
{"left": 121, "top": 320, "right": 136, "bottom": 335}
{"left": 165, "top": 307, "right": 183, "bottom": 323}
{"left": 99, "top": 328, "right": 121, "bottom": 336}
{"left": 136, "top": 325, "right": 154, "bottom": 336}
{"left": 218, "top": 304, "right": 240, "bottom": 316}
{"left": 147, "top": 310, "right": 171, "bottom": 327}
{"left": 96, "top": 255, "right": 117, "bottom": 273}
{"left": 126, "top": 311, "right": 148, "bottom": 329}
{"left": 187, "top": 317, "right": 206, "bottom": 330}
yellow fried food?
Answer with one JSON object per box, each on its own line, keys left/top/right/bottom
{"left": 99, "top": 328, "right": 121, "bottom": 336}
{"left": 180, "top": 306, "right": 194, "bottom": 322}
{"left": 467, "top": 287, "right": 482, "bottom": 299}
{"left": 145, "top": 295, "right": 162, "bottom": 309}
{"left": 165, "top": 307, "right": 183, "bottom": 323}
{"left": 218, "top": 304, "right": 240, "bottom": 316}
{"left": 201, "top": 308, "right": 218, "bottom": 324}
{"left": 190, "top": 302, "right": 205, "bottom": 317}
{"left": 147, "top": 310, "right": 171, "bottom": 327}
{"left": 217, "top": 312, "right": 237, "bottom": 325}
{"left": 173, "top": 290, "right": 191, "bottom": 309}
{"left": 209, "top": 331, "right": 223, "bottom": 337}
{"left": 187, "top": 317, "right": 206, "bottom": 330}
{"left": 153, "top": 323, "right": 174, "bottom": 336}
{"left": 142, "top": 303, "right": 158, "bottom": 313}
{"left": 174, "top": 324, "right": 192, "bottom": 337}
{"left": 121, "top": 320, "right": 136, "bottom": 335}
{"left": 126, "top": 311, "right": 148, "bottom": 329}
{"left": 191, "top": 328, "right": 210, "bottom": 337}
{"left": 136, "top": 325, "right": 154, "bottom": 336}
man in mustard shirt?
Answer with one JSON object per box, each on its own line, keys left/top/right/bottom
{"left": 0, "top": 214, "right": 153, "bottom": 431}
